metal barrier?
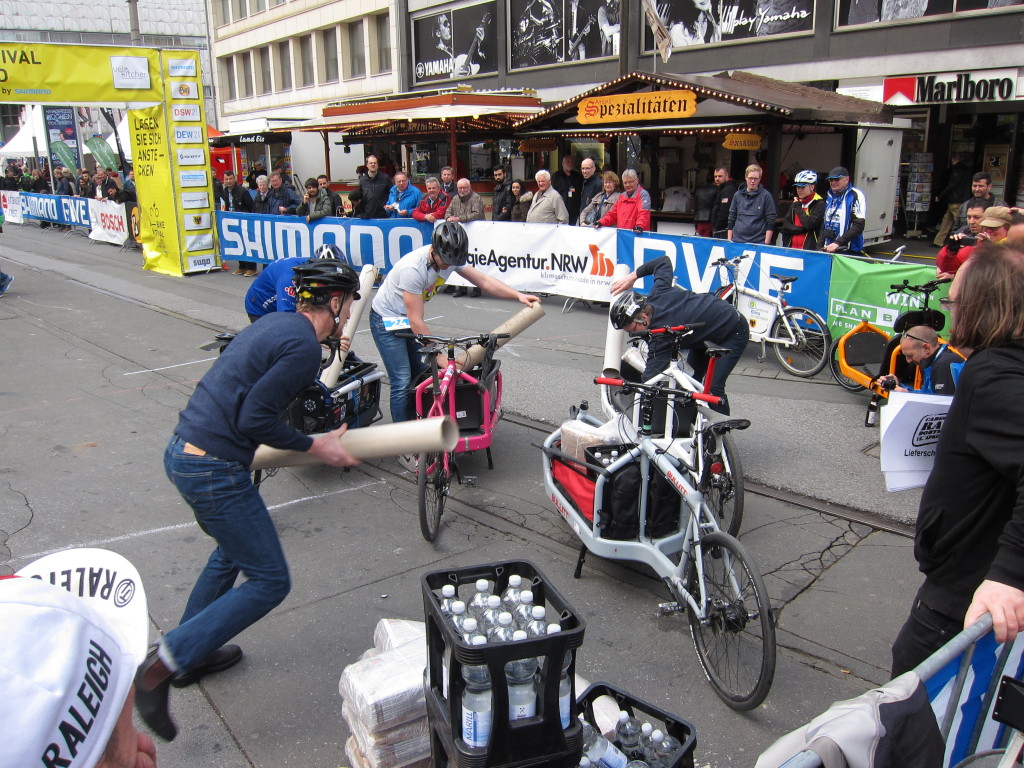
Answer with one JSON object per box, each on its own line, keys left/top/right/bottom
{"left": 770, "top": 615, "right": 1024, "bottom": 768}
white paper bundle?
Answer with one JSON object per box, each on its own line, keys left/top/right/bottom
{"left": 343, "top": 703, "right": 430, "bottom": 768}
{"left": 339, "top": 639, "right": 427, "bottom": 732}
{"left": 373, "top": 618, "right": 426, "bottom": 652}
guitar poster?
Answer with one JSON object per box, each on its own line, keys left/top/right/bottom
{"left": 641, "top": 0, "right": 813, "bottom": 51}
{"left": 510, "top": 0, "right": 616, "bottom": 70}
{"left": 413, "top": 1, "right": 499, "bottom": 85}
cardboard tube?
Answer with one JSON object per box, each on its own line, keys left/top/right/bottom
{"left": 602, "top": 263, "right": 631, "bottom": 377}
{"left": 251, "top": 416, "right": 458, "bottom": 470}
{"left": 320, "top": 264, "right": 378, "bottom": 388}
{"left": 455, "top": 302, "right": 546, "bottom": 369}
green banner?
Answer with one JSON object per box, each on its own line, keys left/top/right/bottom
{"left": 49, "top": 140, "right": 77, "bottom": 172}
{"left": 85, "top": 136, "right": 118, "bottom": 172}
{"left": 827, "top": 254, "right": 951, "bottom": 337}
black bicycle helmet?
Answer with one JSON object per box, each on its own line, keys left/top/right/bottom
{"left": 314, "top": 242, "right": 347, "bottom": 261}
{"left": 292, "top": 259, "right": 360, "bottom": 305}
{"left": 609, "top": 290, "right": 647, "bottom": 330}
{"left": 431, "top": 221, "right": 470, "bottom": 267}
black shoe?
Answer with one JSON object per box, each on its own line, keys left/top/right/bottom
{"left": 171, "top": 645, "right": 243, "bottom": 688}
{"left": 134, "top": 647, "right": 177, "bottom": 741}
{"left": 469, "top": 288, "right": 482, "bottom": 298}
{"left": 452, "top": 287, "right": 468, "bottom": 297}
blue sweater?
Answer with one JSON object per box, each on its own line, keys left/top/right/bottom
{"left": 175, "top": 312, "right": 320, "bottom": 464}
{"left": 244, "top": 256, "right": 309, "bottom": 317}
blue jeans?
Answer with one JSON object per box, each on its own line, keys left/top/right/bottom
{"left": 687, "top": 318, "right": 749, "bottom": 415}
{"left": 370, "top": 310, "right": 427, "bottom": 423}
{"left": 160, "top": 436, "right": 290, "bottom": 673}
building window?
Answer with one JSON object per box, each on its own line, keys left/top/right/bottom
{"left": 252, "top": 0, "right": 266, "bottom": 11}
{"left": 240, "top": 51, "right": 253, "bottom": 97}
{"left": 234, "top": 0, "right": 247, "bottom": 19}
{"left": 321, "top": 28, "right": 339, "bottom": 83}
{"left": 347, "top": 20, "right": 365, "bottom": 79}
{"left": 258, "top": 46, "right": 272, "bottom": 94}
{"left": 215, "top": 0, "right": 230, "bottom": 25}
{"left": 276, "top": 40, "right": 292, "bottom": 90}
{"left": 374, "top": 13, "right": 391, "bottom": 74}
{"left": 299, "top": 35, "right": 314, "bottom": 87}
{"left": 220, "top": 57, "right": 236, "bottom": 101}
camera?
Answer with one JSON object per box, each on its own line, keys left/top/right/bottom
{"left": 945, "top": 234, "right": 978, "bottom": 254}
{"left": 823, "top": 227, "right": 839, "bottom": 240}
{"left": 880, "top": 376, "right": 897, "bottom": 392}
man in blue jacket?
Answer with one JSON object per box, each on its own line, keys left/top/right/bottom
{"left": 727, "top": 165, "right": 776, "bottom": 245}
{"left": 383, "top": 172, "right": 422, "bottom": 218}
{"left": 822, "top": 166, "right": 867, "bottom": 254}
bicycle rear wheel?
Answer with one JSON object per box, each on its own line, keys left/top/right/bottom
{"left": 688, "top": 531, "right": 776, "bottom": 710}
{"left": 418, "top": 451, "right": 450, "bottom": 542}
{"left": 703, "top": 433, "right": 744, "bottom": 537}
{"left": 829, "top": 339, "right": 865, "bottom": 392}
{"left": 771, "top": 307, "right": 830, "bottom": 377}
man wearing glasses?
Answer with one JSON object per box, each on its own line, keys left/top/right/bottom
{"left": 877, "top": 324, "right": 964, "bottom": 395}
{"left": 821, "top": 166, "right": 866, "bottom": 255}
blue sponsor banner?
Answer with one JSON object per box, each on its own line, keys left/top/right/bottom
{"left": 21, "top": 192, "right": 92, "bottom": 228}
{"left": 615, "top": 230, "right": 833, "bottom": 321}
{"left": 216, "top": 211, "right": 431, "bottom": 271}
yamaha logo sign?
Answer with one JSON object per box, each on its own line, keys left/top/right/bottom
{"left": 884, "top": 68, "right": 1018, "bottom": 106}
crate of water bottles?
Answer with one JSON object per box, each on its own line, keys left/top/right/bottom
{"left": 422, "top": 560, "right": 587, "bottom": 768}
{"left": 576, "top": 683, "right": 696, "bottom": 768}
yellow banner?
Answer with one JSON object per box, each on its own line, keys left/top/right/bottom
{"left": 132, "top": 105, "right": 182, "bottom": 275}
{"left": 0, "top": 44, "right": 162, "bottom": 104}
{"left": 722, "top": 133, "right": 762, "bottom": 151}
{"left": 577, "top": 91, "right": 697, "bottom": 124}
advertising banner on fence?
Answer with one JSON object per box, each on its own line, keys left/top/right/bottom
{"left": 1, "top": 190, "right": 24, "bottom": 224}
{"left": 20, "top": 192, "right": 93, "bottom": 229}
{"left": 87, "top": 199, "right": 129, "bottom": 245}
{"left": 826, "top": 254, "right": 950, "bottom": 337}
{"left": 216, "top": 212, "right": 834, "bottom": 306}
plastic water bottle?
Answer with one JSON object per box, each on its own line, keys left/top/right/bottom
{"left": 546, "top": 624, "right": 573, "bottom": 729}
{"left": 481, "top": 595, "right": 503, "bottom": 633}
{"left": 505, "top": 630, "right": 538, "bottom": 721}
{"left": 461, "top": 636, "right": 492, "bottom": 749}
{"left": 461, "top": 617, "right": 484, "bottom": 644}
{"left": 525, "top": 605, "right": 548, "bottom": 638}
{"left": 513, "top": 589, "right": 535, "bottom": 628}
{"left": 468, "top": 579, "right": 492, "bottom": 620}
{"left": 500, "top": 574, "right": 524, "bottom": 613}
{"left": 487, "top": 611, "right": 515, "bottom": 643}
{"left": 450, "top": 601, "right": 471, "bottom": 635}
{"left": 439, "top": 584, "right": 458, "bottom": 617}
{"left": 581, "top": 720, "right": 628, "bottom": 768}
{"left": 652, "top": 732, "right": 681, "bottom": 768}
{"left": 580, "top": 758, "right": 591, "bottom": 768}
{"left": 643, "top": 729, "right": 666, "bottom": 767}
{"left": 638, "top": 723, "right": 655, "bottom": 756}
{"left": 616, "top": 711, "right": 642, "bottom": 758}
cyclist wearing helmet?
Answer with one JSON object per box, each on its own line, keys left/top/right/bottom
{"left": 610, "top": 255, "right": 747, "bottom": 414}
{"left": 244, "top": 244, "right": 347, "bottom": 321}
{"left": 138, "top": 259, "right": 361, "bottom": 741}
{"left": 781, "top": 170, "right": 825, "bottom": 250}
{"left": 370, "top": 221, "right": 540, "bottom": 423}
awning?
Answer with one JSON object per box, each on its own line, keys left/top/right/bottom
{"left": 208, "top": 131, "right": 292, "bottom": 148}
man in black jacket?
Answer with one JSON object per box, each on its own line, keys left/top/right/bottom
{"left": 710, "top": 165, "right": 738, "bottom": 238}
{"left": 491, "top": 166, "right": 513, "bottom": 221}
{"left": 358, "top": 155, "right": 392, "bottom": 219}
{"left": 891, "top": 246, "right": 1024, "bottom": 676}
{"left": 931, "top": 152, "right": 973, "bottom": 247}
{"left": 551, "top": 154, "right": 584, "bottom": 226}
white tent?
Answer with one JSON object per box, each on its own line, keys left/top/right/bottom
{"left": 106, "top": 116, "right": 131, "bottom": 162}
{"left": 0, "top": 105, "right": 47, "bottom": 160}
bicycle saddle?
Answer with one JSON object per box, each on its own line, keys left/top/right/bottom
{"left": 698, "top": 409, "right": 750, "bottom": 435}
{"left": 770, "top": 274, "right": 798, "bottom": 285}
{"left": 703, "top": 341, "right": 730, "bottom": 358}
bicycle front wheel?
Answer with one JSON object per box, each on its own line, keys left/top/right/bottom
{"left": 771, "top": 307, "right": 830, "bottom": 377}
{"left": 418, "top": 451, "right": 450, "bottom": 542}
{"left": 829, "top": 339, "right": 865, "bottom": 392}
{"left": 704, "top": 433, "right": 744, "bottom": 537}
{"left": 688, "top": 531, "right": 776, "bottom": 710}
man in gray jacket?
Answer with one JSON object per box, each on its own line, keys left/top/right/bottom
{"left": 527, "top": 169, "right": 569, "bottom": 224}
{"left": 727, "top": 165, "right": 776, "bottom": 245}
{"left": 445, "top": 178, "right": 485, "bottom": 222}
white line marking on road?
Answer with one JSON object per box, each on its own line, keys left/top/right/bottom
{"left": 123, "top": 357, "right": 218, "bottom": 375}
{"left": 9, "top": 480, "right": 387, "bottom": 565}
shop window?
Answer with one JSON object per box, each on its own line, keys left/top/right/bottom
{"left": 321, "top": 28, "right": 339, "bottom": 83}
{"left": 276, "top": 40, "right": 293, "bottom": 91}
{"left": 299, "top": 35, "right": 315, "bottom": 87}
{"left": 347, "top": 20, "right": 366, "bottom": 79}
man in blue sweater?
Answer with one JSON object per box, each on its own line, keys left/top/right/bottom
{"left": 134, "top": 260, "right": 361, "bottom": 742}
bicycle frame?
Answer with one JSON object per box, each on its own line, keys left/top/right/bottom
{"left": 716, "top": 258, "right": 789, "bottom": 344}
{"left": 413, "top": 351, "right": 502, "bottom": 456}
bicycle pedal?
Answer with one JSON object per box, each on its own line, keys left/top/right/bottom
{"left": 463, "top": 475, "right": 477, "bottom": 487}
{"left": 657, "top": 602, "right": 684, "bottom": 617}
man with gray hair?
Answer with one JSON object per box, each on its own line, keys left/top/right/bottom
{"left": 446, "top": 178, "right": 485, "bottom": 223}
{"left": 526, "top": 169, "right": 569, "bottom": 224}
{"left": 596, "top": 168, "right": 651, "bottom": 232}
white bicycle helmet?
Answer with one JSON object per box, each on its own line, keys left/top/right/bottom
{"left": 794, "top": 170, "right": 817, "bottom": 186}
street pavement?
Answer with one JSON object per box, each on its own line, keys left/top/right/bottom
{"left": 0, "top": 225, "right": 935, "bottom": 767}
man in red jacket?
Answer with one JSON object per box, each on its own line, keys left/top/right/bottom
{"left": 595, "top": 169, "right": 651, "bottom": 232}
{"left": 412, "top": 176, "right": 450, "bottom": 224}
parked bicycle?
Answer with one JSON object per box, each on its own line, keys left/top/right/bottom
{"left": 542, "top": 376, "right": 775, "bottom": 710}
{"left": 615, "top": 324, "right": 745, "bottom": 536}
{"left": 712, "top": 254, "right": 830, "bottom": 377}
{"left": 397, "top": 331, "right": 508, "bottom": 542}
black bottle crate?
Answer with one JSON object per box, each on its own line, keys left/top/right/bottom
{"left": 576, "top": 682, "right": 697, "bottom": 768}
{"left": 422, "top": 560, "right": 586, "bottom": 768}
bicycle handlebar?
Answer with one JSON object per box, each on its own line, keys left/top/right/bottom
{"left": 595, "top": 377, "right": 722, "bottom": 406}
{"left": 645, "top": 323, "right": 706, "bottom": 337}
{"left": 887, "top": 277, "right": 952, "bottom": 294}
{"left": 395, "top": 332, "right": 511, "bottom": 348}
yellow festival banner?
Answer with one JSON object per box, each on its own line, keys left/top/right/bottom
{"left": 577, "top": 91, "right": 697, "bottom": 125}
{"left": 0, "top": 43, "right": 217, "bottom": 276}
